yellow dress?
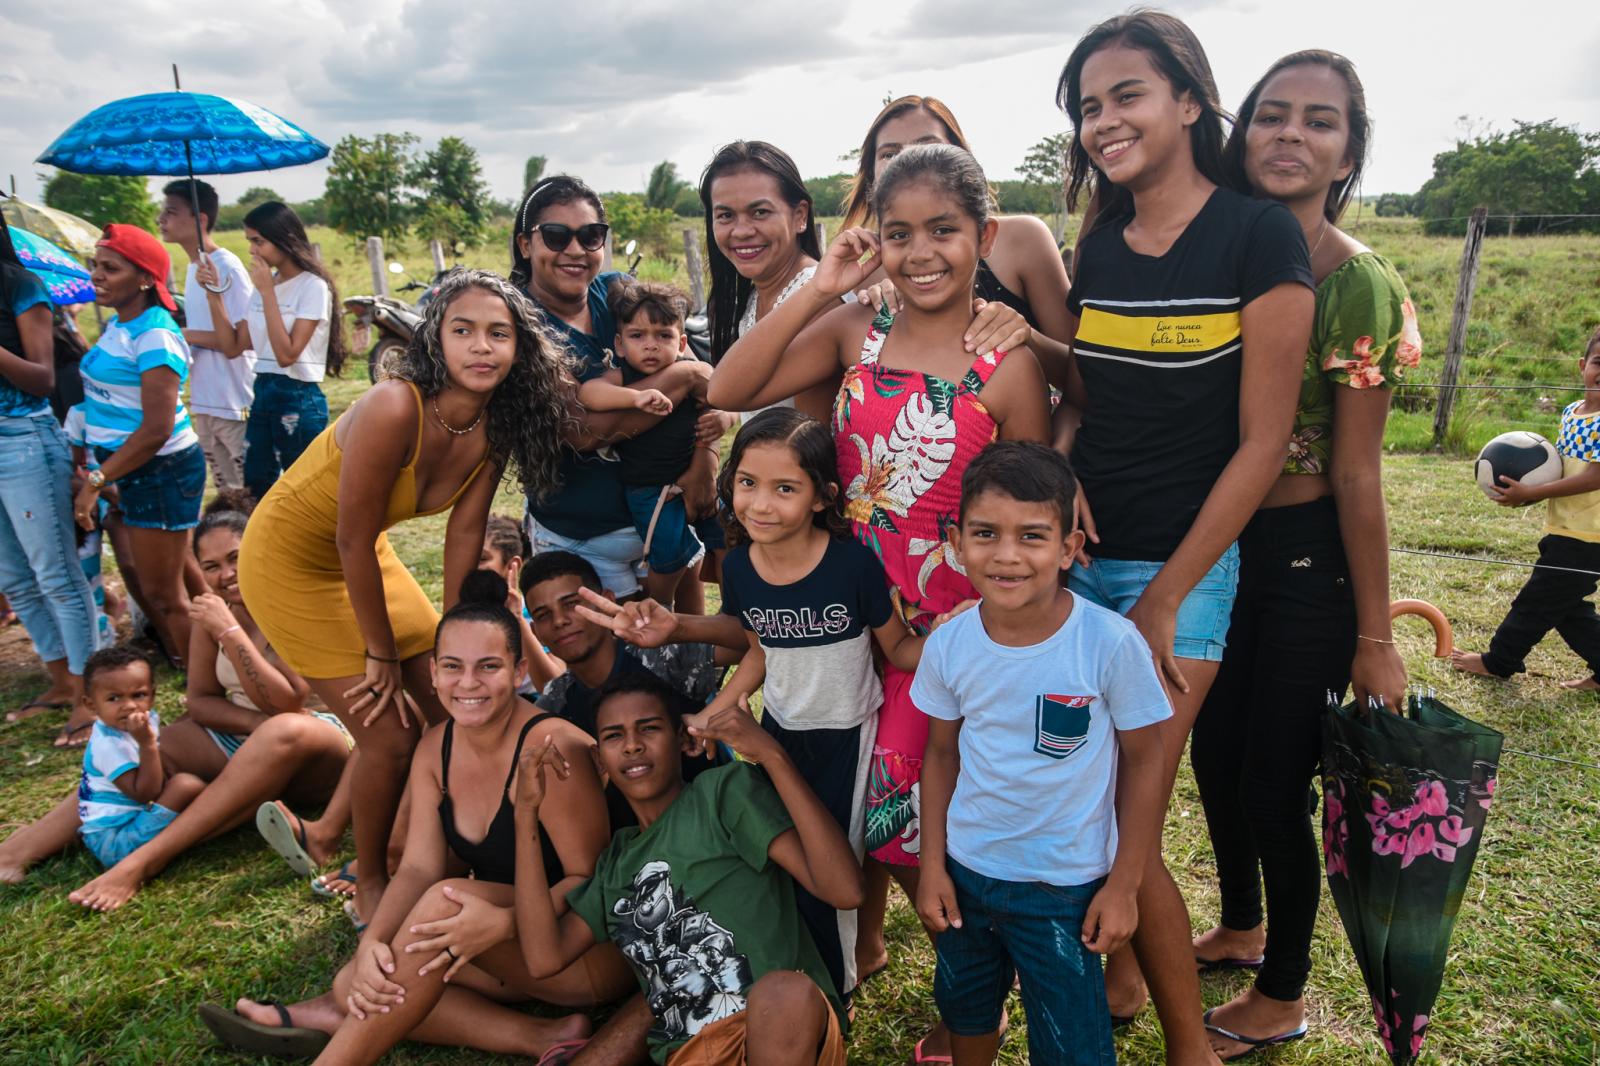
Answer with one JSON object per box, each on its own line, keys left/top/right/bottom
{"left": 238, "top": 382, "right": 487, "bottom": 679}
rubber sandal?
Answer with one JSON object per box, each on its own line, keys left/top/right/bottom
{"left": 344, "top": 898, "right": 369, "bottom": 933}
{"left": 907, "top": 1037, "right": 953, "bottom": 1065}
{"left": 5, "top": 700, "right": 71, "bottom": 723}
{"left": 537, "top": 1038, "right": 590, "bottom": 1066}
{"left": 256, "top": 801, "right": 315, "bottom": 878}
{"left": 52, "top": 721, "right": 93, "bottom": 749}
{"left": 198, "top": 1000, "right": 330, "bottom": 1058}
{"left": 1111, "top": 1013, "right": 1138, "bottom": 1029}
{"left": 1203, "top": 1007, "right": 1308, "bottom": 1062}
{"left": 310, "top": 860, "right": 357, "bottom": 899}
{"left": 1197, "top": 954, "right": 1266, "bottom": 973}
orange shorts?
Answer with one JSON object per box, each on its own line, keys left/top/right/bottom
{"left": 665, "top": 984, "right": 845, "bottom": 1066}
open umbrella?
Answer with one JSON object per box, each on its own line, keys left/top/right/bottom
{"left": 0, "top": 194, "right": 100, "bottom": 257}
{"left": 37, "top": 65, "right": 328, "bottom": 284}
{"left": 8, "top": 226, "right": 94, "bottom": 305}
{"left": 1321, "top": 691, "right": 1502, "bottom": 1064}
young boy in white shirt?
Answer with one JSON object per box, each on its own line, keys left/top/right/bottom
{"left": 914, "top": 441, "right": 1172, "bottom": 1066}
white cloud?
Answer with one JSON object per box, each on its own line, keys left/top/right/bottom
{"left": 3, "top": 0, "right": 1595, "bottom": 219}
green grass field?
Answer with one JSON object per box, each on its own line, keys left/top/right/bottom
{"left": 2, "top": 222, "right": 1597, "bottom": 1062}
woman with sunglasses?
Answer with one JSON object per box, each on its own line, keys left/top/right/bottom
{"left": 510, "top": 176, "right": 722, "bottom": 603}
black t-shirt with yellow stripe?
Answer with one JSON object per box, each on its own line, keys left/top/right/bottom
{"left": 1067, "top": 187, "right": 1311, "bottom": 560}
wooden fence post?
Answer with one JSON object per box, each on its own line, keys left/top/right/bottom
{"left": 311, "top": 242, "right": 322, "bottom": 262}
{"left": 366, "top": 236, "right": 388, "bottom": 297}
{"left": 1431, "top": 205, "right": 1490, "bottom": 449}
{"left": 682, "top": 228, "right": 707, "bottom": 312}
{"left": 601, "top": 231, "right": 614, "bottom": 272}
{"left": 429, "top": 239, "right": 446, "bottom": 273}
{"left": 814, "top": 221, "right": 827, "bottom": 250}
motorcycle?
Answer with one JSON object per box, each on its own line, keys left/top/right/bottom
{"left": 345, "top": 262, "right": 444, "bottom": 382}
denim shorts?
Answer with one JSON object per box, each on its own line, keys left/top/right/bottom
{"left": 80, "top": 803, "right": 180, "bottom": 867}
{"left": 94, "top": 443, "right": 207, "bottom": 532}
{"left": 934, "top": 858, "right": 1114, "bottom": 1065}
{"left": 1068, "top": 542, "right": 1240, "bottom": 662}
{"left": 526, "top": 516, "right": 646, "bottom": 598}
{"left": 624, "top": 485, "right": 725, "bottom": 574}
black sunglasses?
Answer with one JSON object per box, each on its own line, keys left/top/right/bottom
{"left": 534, "top": 222, "right": 609, "bottom": 253}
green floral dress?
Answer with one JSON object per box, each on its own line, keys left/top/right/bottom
{"left": 1284, "top": 253, "right": 1422, "bottom": 475}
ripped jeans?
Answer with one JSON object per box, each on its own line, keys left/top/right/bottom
{"left": 934, "top": 857, "right": 1114, "bottom": 1064}
{"left": 244, "top": 372, "right": 328, "bottom": 501}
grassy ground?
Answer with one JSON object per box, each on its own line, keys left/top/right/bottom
{"left": 4, "top": 445, "right": 1600, "bottom": 1063}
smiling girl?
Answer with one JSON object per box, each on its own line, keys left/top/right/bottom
{"left": 1189, "top": 51, "right": 1419, "bottom": 1061}
{"left": 1054, "top": 12, "right": 1315, "bottom": 1065}
{"left": 198, "top": 201, "right": 344, "bottom": 500}
{"left": 236, "top": 269, "right": 575, "bottom": 926}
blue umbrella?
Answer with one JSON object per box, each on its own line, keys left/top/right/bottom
{"left": 37, "top": 67, "right": 329, "bottom": 283}
{"left": 8, "top": 225, "right": 93, "bottom": 305}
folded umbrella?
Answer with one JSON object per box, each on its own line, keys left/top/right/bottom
{"left": 1322, "top": 691, "right": 1502, "bottom": 1065}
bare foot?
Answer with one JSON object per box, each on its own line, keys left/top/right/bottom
{"left": 1204, "top": 987, "right": 1306, "bottom": 1059}
{"left": 536, "top": 1014, "right": 594, "bottom": 1059}
{"left": 1560, "top": 674, "right": 1600, "bottom": 690}
{"left": 236, "top": 994, "right": 345, "bottom": 1035}
{"left": 1105, "top": 974, "right": 1148, "bottom": 1020}
{"left": 0, "top": 863, "right": 27, "bottom": 885}
{"left": 855, "top": 945, "right": 888, "bottom": 983}
{"left": 68, "top": 864, "right": 146, "bottom": 911}
{"left": 1193, "top": 924, "right": 1266, "bottom": 967}
{"left": 1449, "top": 650, "right": 1501, "bottom": 678}
{"left": 349, "top": 878, "right": 384, "bottom": 927}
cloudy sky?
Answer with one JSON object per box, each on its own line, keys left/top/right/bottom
{"left": 3, "top": 0, "right": 1595, "bottom": 213}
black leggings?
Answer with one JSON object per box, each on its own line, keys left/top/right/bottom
{"left": 1482, "top": 534, "right": 1600, "bottom": 678}
{"left": 1190, "top": 496, "right": 1355, "bottom": 1003}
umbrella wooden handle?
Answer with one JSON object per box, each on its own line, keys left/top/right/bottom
{"left": 1391, "top": 598, "right": 1453, "bottom": 657}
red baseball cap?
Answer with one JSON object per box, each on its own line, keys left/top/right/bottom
{"left": 96, "top": 224, "right": 177, "bottom": 313}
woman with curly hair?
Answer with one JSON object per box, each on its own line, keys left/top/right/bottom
{"left": 238, "top": 268, "right": 576, "bottom": 924}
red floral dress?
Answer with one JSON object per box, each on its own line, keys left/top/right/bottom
{"left": 834, "top": 307, "right": 1007, "bottom": 866}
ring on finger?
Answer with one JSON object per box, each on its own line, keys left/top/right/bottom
{"left": 368, "top": 686, "right": 381, "bottom": 698}
{"left": 445, "top": 946, "right": 458, "bottom": 960}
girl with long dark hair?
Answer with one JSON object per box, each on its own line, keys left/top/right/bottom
{"left": 198, "top": 201, "right": 346, "bottom": 499}
{"left": 1189, "top": 51, "right": 1418, "bottom": 1059}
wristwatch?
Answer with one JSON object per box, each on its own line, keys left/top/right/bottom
{"left": 87, "top": 469, "right": 106, "bottom": 490}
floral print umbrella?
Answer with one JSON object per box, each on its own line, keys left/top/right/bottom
{"left": 1322, "top": 693, "right": 1502, "bottom": 1064}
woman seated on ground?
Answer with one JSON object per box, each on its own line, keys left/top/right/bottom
{"left": 201, "top": 572, "right": 641, "bottom": 1066}
{"left": 46, "top": 498, "right": 352, "bottom": 908}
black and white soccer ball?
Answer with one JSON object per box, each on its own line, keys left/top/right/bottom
{"left": 1474, "top": 431, "right": 1562, "bottom": 498}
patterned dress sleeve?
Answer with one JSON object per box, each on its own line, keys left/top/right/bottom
{"left": 1316, "top": 255, "right": 1422, "bottom": 391}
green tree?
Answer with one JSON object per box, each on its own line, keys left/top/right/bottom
{"left": 1019, "top": 133, "right": 1071, "bottom": 239}
{"left": 1374, "top": 192, "right": 1412, "bottom": 217}
{"left": 42, "top": 172, "right": 157, "bottom": 232}
{"left": 410, "top": 136, "right": 490, "bottom": 244}
{"left": 672, "top": 185, "right": 704, "bottom": 218}
{"left": 523, "top": 155, "right": 547, "bottom": 192}
{"left": 607, "top": 192, "right": 677, "bottom": 255}
{"left": 805, "top": 173, "right": 851, "bottom": 218}
{"left": 645, "top": 161, "right": 686, "bottom": 211}
{"left": 237, "top": 186, "right": 282, "bottom": 208}
{"left": 1413, "top": 120, "right": 1600, "bottom": 235}
{"left": 323, "top": 132, "right": 418, "bottom": 244}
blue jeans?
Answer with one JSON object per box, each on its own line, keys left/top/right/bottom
{"left": 935, "top": 858, "right": 1115, "bottom": 1065}
{"left": 0, "top": 413, "right": 97, "bottom": 674}
{"left": 245, "top": 373, "right": 328, "bottom": 500}
{"left": 527, "top": 517, "right": 645, "bottom": 598}
{"left": 1068, "top": 542, "right": 1241, "bottom": 662}
{"left": 95, "top": 443, "right": 207, "bottom": 531}
{"left": 624, "top": 485, "right": 724, "bottom": 573}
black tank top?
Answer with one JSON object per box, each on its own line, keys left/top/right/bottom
{"left": 974, "top": 259, "right": 1039, "bottom": 330}
{"left": 438, "top": 714, "right": 565, "bottom": 886}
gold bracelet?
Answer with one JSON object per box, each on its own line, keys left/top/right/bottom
{"left": 1357, "top": 634, "right": 1397, "bottom": 645}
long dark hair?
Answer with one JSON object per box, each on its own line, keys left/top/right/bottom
{"left": 242, "top": 201, "right": 346, "bottom": 375}
{"left": 0, "top": 223, "right": 19, "bottom": 269}
{"left": 842, "top": 95, "right": 978, "bottom": 229}
{"left": 698, "top": 141, "right": 822, "bottom": 362}
{"left": 1225, "top": 50, "right": 1370, "bottom": 224}
{"left": 716, "top": 408, "right": 851, "bottom": 548}
{"left": 1057, "top": 9, "right": 1232, "bottom": 228}
{"left": 508, "top": 175, "right": 606, "bottom": 291}
{"left": 388, "top": 268, "right": 576, "bottom": 501}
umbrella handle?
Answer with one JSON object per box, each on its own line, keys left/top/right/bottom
{"left": 1391, "top": 598, "right": 1453, "bottom": 657}
{"left": 196, "top": 250, "right": 232, "bottom": 295}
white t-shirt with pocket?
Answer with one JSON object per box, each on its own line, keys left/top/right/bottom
{"left": 911, "top": 596, "right": 1172, "bottom": 886}
{"left": 246, "top": 270, "right": 331, "bottom": 384}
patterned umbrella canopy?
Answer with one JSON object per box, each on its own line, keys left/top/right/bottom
{"left": 8, "top": 225, "right": 94, "bottom": 305}
{"left": 37, "top": 92, "right": 329, "bottom": 176}
{"left": 0, "top": 196, "right": 100, "bottom": 257}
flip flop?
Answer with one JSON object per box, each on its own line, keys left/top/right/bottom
{"left": 5, "top": 700, "right": 71, "bottom": 723}
{"left": 52, "top": 721, "right": 93, "bottom": 749}
{"left": 310, "top": 860, "right": 357, "bottom": 899}
{"left": 198, "top": 1000, "right": 330, "bottom": 1058}
{"left": 1197, "top": 954, "right": 1266, "bottom": 973}
{"left": 907, "top": 1037, "right": 953, "bottom": 1065}
{"left": 344, "top": 898, "right": 369, "bottom": 933}
{"left": 537, "top": 1038, "right": 590, "bottom": 1066}
{"left": 1203, "top": 1007, "right": 1308, "bottom": 1062}
{"left": 256, "top": 801, "right": 315, "bottom": 878}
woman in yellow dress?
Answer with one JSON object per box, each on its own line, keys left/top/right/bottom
{"left": 237, "top": 269, "right": 574, "bottom": 923}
